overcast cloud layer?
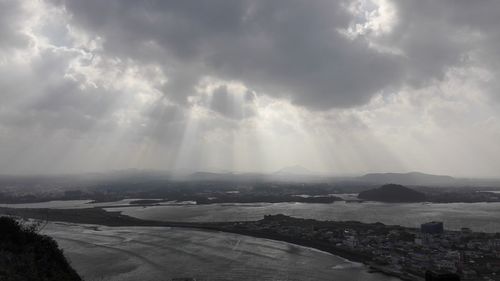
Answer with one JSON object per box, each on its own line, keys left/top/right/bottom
{"left": 0, "top": 0, "right": 499, "bottom": 177}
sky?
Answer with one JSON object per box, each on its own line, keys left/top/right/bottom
{"left": 0, "top": 0, "right": 499, "bottom": 177}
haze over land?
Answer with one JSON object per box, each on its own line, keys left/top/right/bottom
{"left": 1, "top": 0, "right": 500, "bottom": 178}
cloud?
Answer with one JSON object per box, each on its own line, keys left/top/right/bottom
{"left": 0, "top": 1, "right": 31, "bottom": 51}
{"left": 370, "top": 0, "right": 500, "bottom": 97}
{"left": 52, "top": 0, "right": 500, "bottom": 111}
{"left": 1, "top": 0, "right": 500, "bottom": 176}
{"left": 39, "top": 0, "right": 500, "bottom": 110}
{"left": 0, "top": 47, "right": 119, "bottom": 134}
{"left": 47, "top": 0, "right": 407, "bottom": 109}
{"left": 192, "top": 83, "right": 257, "bottom": 120}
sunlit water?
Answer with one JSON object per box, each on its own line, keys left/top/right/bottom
{"left": 3, "top": 198, "right": 500, "bottom": 232}
{"left": 44, "top": 222, "right": 398, "bottom": 281}
{"left": 114, "top": 201, "right": 500, "bottom": 232}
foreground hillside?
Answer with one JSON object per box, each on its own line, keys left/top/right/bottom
{"left": 0, "top": 216, "right": 81, "bottom": 281}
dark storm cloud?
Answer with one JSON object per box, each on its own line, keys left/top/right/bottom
{"left": 1, "top": 0, "right": 499, "bottom": 131}
{"left": 2, "top": 0, "right": 500, "bottom": 176}
{"left": 390, "top": 1, "right": 500, "bottom": 104}
{"left": 44, "top": 0, "right": 500, "bottom": 109}
{"left": 376, "top": 0, "right": 500, "bottom": 88}
{"left": 53, "top": 0, "right": 500, "bottom": 109}
{"left": 136, "top": 97, "right": 190, "bottom": 143}
{"left": 50, "top": 0, "right": 408, "bottom": 109}
{"left": 207, "top": 86, "right": 256, "bottom": 120}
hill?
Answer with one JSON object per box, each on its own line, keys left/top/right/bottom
{"left": 0, "top": 216, "right": 81, "bottom": 281}
{"left": 358, "top": 172, "right": 456, "bottom": 186}
{"left": 358, "top": 184, "right": 427, "bottom": 203}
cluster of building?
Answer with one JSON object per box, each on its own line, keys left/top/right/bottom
{"left": 223, "top": 214, "right": 500, "bottom": 281}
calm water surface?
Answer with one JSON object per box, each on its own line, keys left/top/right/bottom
{"left": 44, "top": 222, "right": 398, "bottom": 281}
{"left": 114, "top": 201, "right": 500, "bottom": 232}
{"left": 3, "top": 198, "right": 499, "bottom": 232}
{"left": 7, "top": 199, "right": 500, "bottom": 280}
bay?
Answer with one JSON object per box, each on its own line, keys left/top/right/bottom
{"left": 114, "top": 201, "right": 500, "bottom": 232}
{"left": 44, "top": 222, "right": 398, "bottom": 281}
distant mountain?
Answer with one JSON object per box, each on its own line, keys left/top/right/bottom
{"left": 358, "top": 184, "right": 427, "bottom": 203}
{"left": 188, "top": 171, "right": 235, "bottom": 181}
{"left": 274, "top": 165, "right": 313, "bottom": 175}
{"left": 358, "top": 172, "right": 456, "bottom": 186}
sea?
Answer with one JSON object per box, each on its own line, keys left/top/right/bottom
{"left": 4, "top": 198, "right": 500, "bottom": 232}
{"left": 114, "top": 200, "right": 500, "bottom": 232}
{"left": 4, "top": 198, "right": 500, "bottom": 280}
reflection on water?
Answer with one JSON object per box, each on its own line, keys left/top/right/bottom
{"left": 115, "top": 201, "right": 500, "bottom": 232}
{"left": 44, "top": 223, "right": 398, "bottom": 281}
{"left": 2, "top": 198, "right": 500, "bottom": 232}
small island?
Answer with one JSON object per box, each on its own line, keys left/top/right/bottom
{"left": 358, "top": 184, "right": 427, "bottom": 203}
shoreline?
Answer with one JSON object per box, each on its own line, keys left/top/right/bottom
{"left": 199, "top": 227, "right": 421, "bottom": 281}
{"left": 0, "top": 206, "right": 421, "bottom": 280}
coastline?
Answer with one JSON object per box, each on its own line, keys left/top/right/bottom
{"left": 0, "top": 206, "right": 420, "bottom": 281}
{"left": 200, "top": 227, "right": 421, "bottom": 281}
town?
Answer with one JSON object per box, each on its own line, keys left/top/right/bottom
{"left": 220, "top": 215, "right": 500, "bottom": 281}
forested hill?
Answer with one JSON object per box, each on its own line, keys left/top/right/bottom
{"left": 0, "top": 216, "right": 81, "bottom": 281}
{"left": 358, "top": 184, "right": 427, "bottom": 203}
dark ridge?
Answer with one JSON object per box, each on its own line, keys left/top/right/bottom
{"left": 358, "top": 172, "right": 456, "bottom": 186}
{"left": 358, "top": 183, "right": 427, "bottom": 203}
{"left": 0, "top": 216, "right": 82, "bottom": 281}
